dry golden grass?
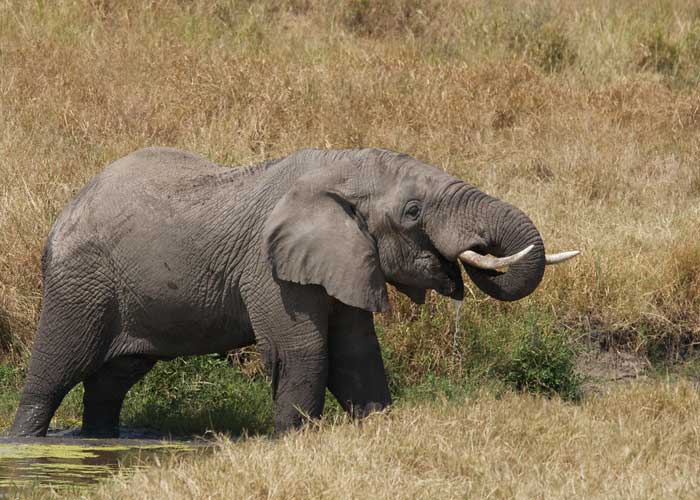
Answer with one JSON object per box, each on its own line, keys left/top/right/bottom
{"left": 1, "top": 0, "right": 700, "bottom": 360}
{"left": 88, "top": 381, "right": 700, "bottom": 499}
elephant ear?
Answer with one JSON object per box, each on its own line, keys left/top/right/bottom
{"left": 263, "top": 181, "right": 389, "bottom": 313}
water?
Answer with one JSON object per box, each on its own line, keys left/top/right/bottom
{"left": 0, "top": 430, "right": 205, "bottom": 492}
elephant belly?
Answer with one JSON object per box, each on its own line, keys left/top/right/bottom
{"left": 125, "top": 311, "right": 256, "bottom": 357}
{"left": 118, "top": 285, "right": 256, "bottom": 357}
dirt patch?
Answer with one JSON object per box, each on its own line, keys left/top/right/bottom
{"left": 577, "top": 345, "right": 651, "bottom": 394}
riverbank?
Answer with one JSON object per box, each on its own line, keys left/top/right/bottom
{"left": 4, "top": 371, "right": 700, "bottom": 499}
{"left": 91, "top": 379, "right": 700, "bottom": 499}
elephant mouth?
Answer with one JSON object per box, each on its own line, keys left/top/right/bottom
{"left": 436, "top": 259, "right": 464, "bottom": 300}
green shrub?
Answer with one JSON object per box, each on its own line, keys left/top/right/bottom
{"left": 497, "top": 325, "right": 582, "bottom": 401}
{"left": 380, "top": 295, "right": 583, "bottom": 402}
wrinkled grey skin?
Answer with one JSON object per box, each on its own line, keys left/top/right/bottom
{"left": 11, "top": 147, "right": 547, "bottom": 438}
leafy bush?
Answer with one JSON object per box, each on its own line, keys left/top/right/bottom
{"left": 497, "top": 325, "right": 582, "bottom": 401}
{"left": 380, "top": 295, "right": 583, "bottom": 402}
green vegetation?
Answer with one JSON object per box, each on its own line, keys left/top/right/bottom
{"left": 121, "top": 356, "right": 273, "bottom": 436}
{"left": 0, "top": 356, "right": 273, "bottom": 436}
{"left": 381, "top": 304, "right": 582, "bottom": 402}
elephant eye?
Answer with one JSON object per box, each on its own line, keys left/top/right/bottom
{"left": 403, "top": 201, "right": 422, "bottom": 222}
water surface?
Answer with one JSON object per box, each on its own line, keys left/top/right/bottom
{"left": 0, "top": 430, "right": 205, "bottom": 492}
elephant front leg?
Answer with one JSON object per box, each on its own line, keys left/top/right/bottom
{"left": 261, "top": 339, "right": 328, "bottom": 433}
{"left": 249, "top": 281, "right": 331, "bottom": 434}
{"left": 327, "top": 302, "right": 391, "bottom": 418}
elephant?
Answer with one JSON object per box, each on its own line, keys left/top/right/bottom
{"left": 10, "top": 147, "right": 578, "bottom": 437}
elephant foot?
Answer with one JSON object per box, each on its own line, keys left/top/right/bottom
{"left": 10, "top": 397, "right": 63, "bottom": 437}
{"left": 79, "top": 426, "right": 120, "bottom": 439}
{"left": 348, "top": 401, "right": 390, "bottom": 419}
{"left": 81, "top": 400, "right": 123, "bottom": 439}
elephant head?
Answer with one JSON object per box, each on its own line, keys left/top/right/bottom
{"left": 264, "top": 148, "right": 578, "bottom": 311}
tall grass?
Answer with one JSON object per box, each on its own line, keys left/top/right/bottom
{"left": 91, "top": 381, "right": 700, "bottom": 499}
{"left": 1, "top": 0, "right": 699, "bottom": 366}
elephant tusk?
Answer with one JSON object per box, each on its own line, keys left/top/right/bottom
{"left": 545, "top": 250, "right": 580, "bottom": 265}
{"left": 459, "top": 244, "right": 534, "bottom": 270}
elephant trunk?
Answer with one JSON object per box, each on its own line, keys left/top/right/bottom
{"left": 429, "top": 182, "right": 545, "bottom": 302}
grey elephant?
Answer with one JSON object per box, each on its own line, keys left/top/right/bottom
{"left": 10, "top": 147, "right": 577, "bottom": 437}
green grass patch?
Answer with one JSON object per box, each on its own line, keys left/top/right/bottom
{"left": 121, "top": 356, "right": 273, "bottom": 436}
{"left": 0, "top": 363, "right": 23, "bottom": 430}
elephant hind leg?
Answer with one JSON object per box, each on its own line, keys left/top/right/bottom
{"left": 10, "top": 287, "right": 118, "bottom": 437}
{"left": 10, "top": 351, "right": 92, "bottom": 438}
{"left": 81, "top": 356, "right": 156, "bottom": 438}
{"left": 10, "top": 386, "right": 68, "bottom": 437}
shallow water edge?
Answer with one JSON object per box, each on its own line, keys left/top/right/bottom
{"left": 0, "top": 432, "right": 208, "bottom": 492}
